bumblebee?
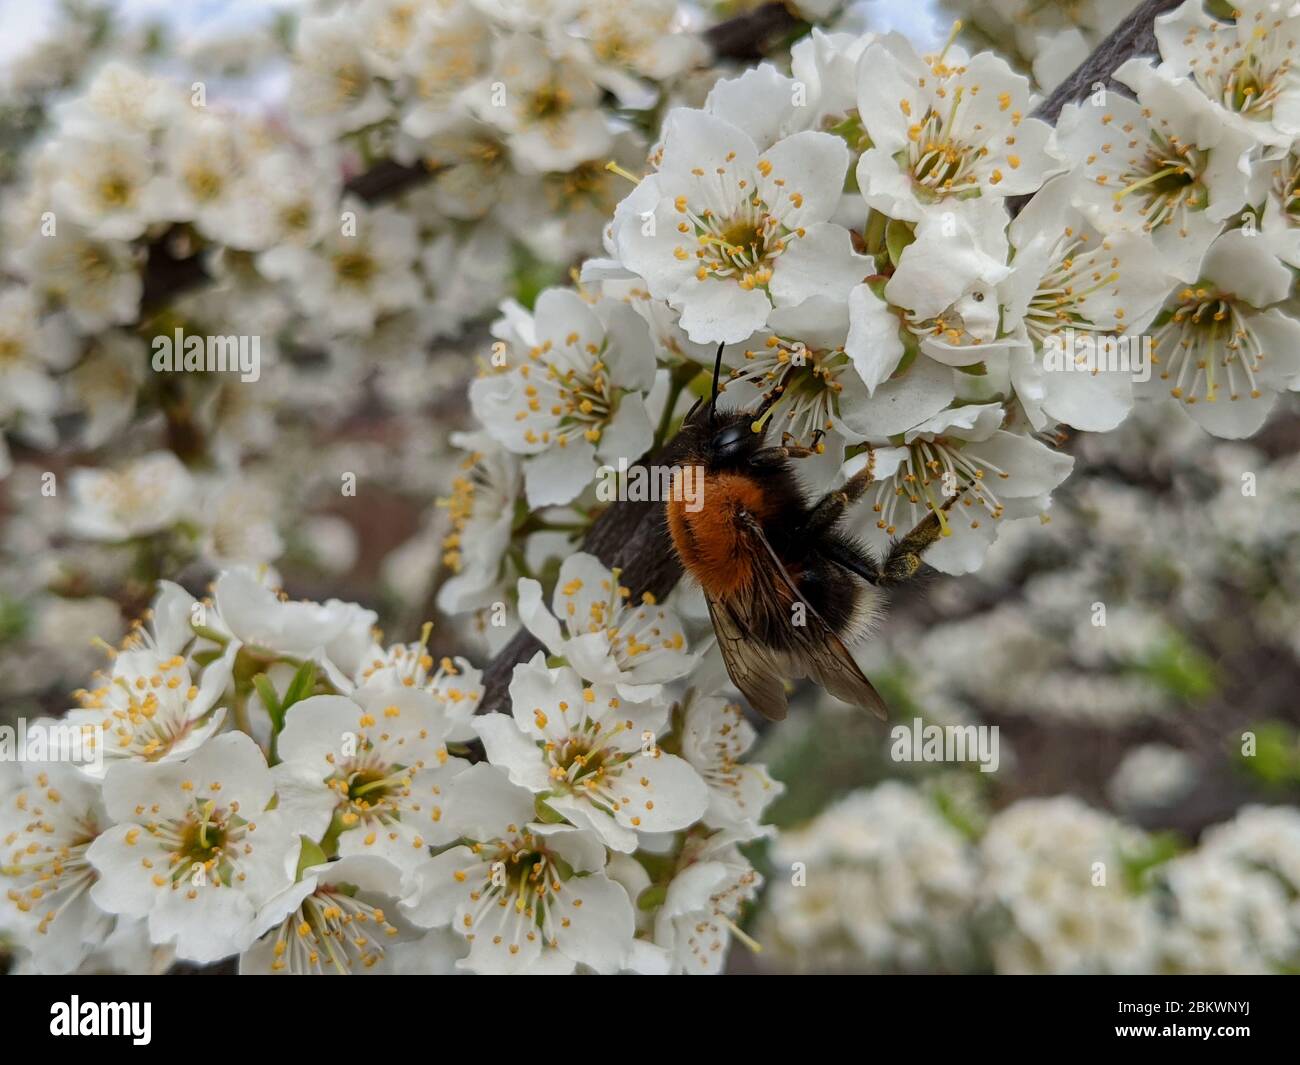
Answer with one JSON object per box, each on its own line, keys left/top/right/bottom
{"left": 665, "top": 344, "right": 960, "bottom": 721}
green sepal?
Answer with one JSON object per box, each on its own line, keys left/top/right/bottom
{"left": 295, "top": 836, "right": 329, "bottom": 880}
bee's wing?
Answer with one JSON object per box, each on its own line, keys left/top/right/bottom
{"left": 734, "top": 509, "right": 890, "bottom": 721}
{"left": 704, "top": 590, "right": 792, "bottom": 721}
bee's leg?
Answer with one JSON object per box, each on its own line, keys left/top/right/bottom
{"left": 820, "top": 537, "right": 883, "bottom": 585}
{"left": 876, "top": 489, "right": 968, "bottom": 585}
{"left": 750, "top": 444, "right": 815, "bottom": 468}
{"left": 804, "top": 463, "right": 876, "bottom": 535}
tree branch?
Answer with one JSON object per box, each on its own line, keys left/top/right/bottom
{"left": 475, "top": 0, "right": 1186, "bottom": 714}
{"left": 1032, "top": 0, "right": 1181, "bottom": 125}
{"left": 704, "top": 2, "right": 801, "bottom": 61}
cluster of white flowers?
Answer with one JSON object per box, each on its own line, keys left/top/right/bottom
{"left": 2, "top": 0, "right": 1298, "bottom": 981}
{"left": 979, "top": 795, "right": 1161, "bottom": 974}
{"left": 291, "top": 0, "right": 707, "bottom": 259}
{"left": 758, "top": 786, "right": 1300, "bottom": 974}
{"left": 0, "top": 567, "right": 781, "bottom": 974}
{"left": 863, "top": 388, "right": 1300, "bottom": 735}
{"left": 760, "top": 782, "right": 980, "bottom": 971}
{"left": 1157, "top": 805, "right": 1300, "bottom": 973}
{"left": 443, "top": 1, "right": 1299, "bottom": 607}
{"left": 0, "top": 0, "right": 729, "bottom": 483}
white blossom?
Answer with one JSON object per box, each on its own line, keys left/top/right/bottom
{"left": 272, "top": 690, "right": 467, "bottom": 870}
{"left": 0, "top": 761, "right": 116, "bottom": 973}
{"left": 678, "top": 691, "right": 783, "bottom": 836}
{"left": 1151, "top": 0, "right": 1300, "bottom": 152}
{"left": 86, "top": 732, "right": 299, "bottom": 963}
{"left": 240, "top": 854, "right": 414, "bottom": 974}
{"left": 67, "top": 451, "right": 196, "bottom": 542}
{"left": 653, "top": 829, "right": 762, "bottom": 974}
{"left": 1142, "top": 228, "right": 1300, "bottom": 437}
{"left": 854, "top": 32, "right": 1057, "bottom": 223}
{"left": 845, "top": 403, "right": 1074, "bottom": 574}
{"left": 517, "top": 551, "right": 695, "bottom": 698}
{"left": 400, "top": 762, "right": 638, "bottom": 974}
{"left": 611, "top": 107, "right": 869, "bottom": 343}
{"left": 474, "top": 655, "right": 708, "bottom": 851}
{"left": 470, "top": 289, "right": 656, "bottom": 506}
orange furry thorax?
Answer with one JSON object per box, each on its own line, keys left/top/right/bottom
{"left": 668, "top": 469, "right": 775, "bottom": 599}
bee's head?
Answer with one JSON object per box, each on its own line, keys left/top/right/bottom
{"left": 673, "top": 402, "right": 766, "bottom": 468}
{"left": 661, "top": 343, "right": 772, "bottom": 468}
{"left": 705, "top": 409, "right": 765, "bottom": 466}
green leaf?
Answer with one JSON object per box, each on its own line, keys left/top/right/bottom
{"left": 253, "top": 673, "right": 283, "bottom": 732}
{"left": 863, "top": 208, "right": 888, "bottom": 258}
{"left": 636, "top": 884, "right": 668, "bottom": 911}
{"left": 1235, "top": 722, "right": 1300, "bottom": 787}
{"left": 191, "top": 623, "right": 229, "bottom": 645}
{"left": 281, "top": 659, "right": 318, "bottom": 712}
{"left": 534, "top": 795, "right": 568, "bottom": 824}
{"left": 511, "top": 243, "right": 567, "bottom": 310}
{"left": 1135, "top": 634, "right": 1217, "bottom": 702}
{"left": 885, "top": 218, "right": 915, "bottom": 267}
{"left": 1121, "top": 831, "right": 1185, "bottom": 890}
{"left": 0, "top": 596, "right": 30, "bottom": 643}
{"left": 252, "top": 672, "right": 281, "bottom": 714}
{"left": 296, "top": 836, "right": 329, "bottom": 879}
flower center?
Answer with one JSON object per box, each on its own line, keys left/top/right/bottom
{"left": 457, "top": 831, "right": 574, "bottom": 953}
{"left": 185, "top": 166, "right": 224, "bottom": 203}
{"left": 687, "top": 199, "right": 784, "bottom": 290}
{"left": 78, "top": 245, "right": 115, "bottom": 283}
{"left": 734, "top": 337, "right": 845, "bottom": 447}
{"left": 1026, "top": 234, "right": 1123, "bottom": 342}
{"left": 871, "top": 438, "right": 1009, "bottom": 536}
{"left": 1112, "top": 132, "right": 1204, "bottom": 231}
{"left": 178, "top": 809, "right": 228, "bottom": 865}
{"left": 341, "top": 762, "right": 410, "bottom": 817}
{"left": 269, "top": 884, "right": 400, "bottom": 973}
{"left": 156, "top": 799, "right": 248, "bottom": 887}
{"left": 333, "top": 249, "right": 377, "bottom": 286}
{"left": 333, "top": 64, "right": 367, "bottom": 106}
{"left": 1154, "top": 287, "right": 1263, "bottom": 405}
{"left": 1, "top": 786, "right": 101, "bottom": 938}
{"left": 98, "top": 173, "right": 133, "bottom": 208}
{"left": 513, "top": 339, "right": 614, "bottom": 449}
{"left": 1188, "top": 22, "right": 1293, "bottom": 120}
{"left": 525, "top": 83, "right": 571, "bottom": 123}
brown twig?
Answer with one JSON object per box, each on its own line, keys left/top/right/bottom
{"left": 704, "top": 2, "right": 802, "bottom": 61}
{"left": 1031, "top": 0, "right": 1181, "bottom": 125}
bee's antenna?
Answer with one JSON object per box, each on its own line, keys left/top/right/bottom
{"left": 708, "top": 342, "right": 724, "bottom": 427}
